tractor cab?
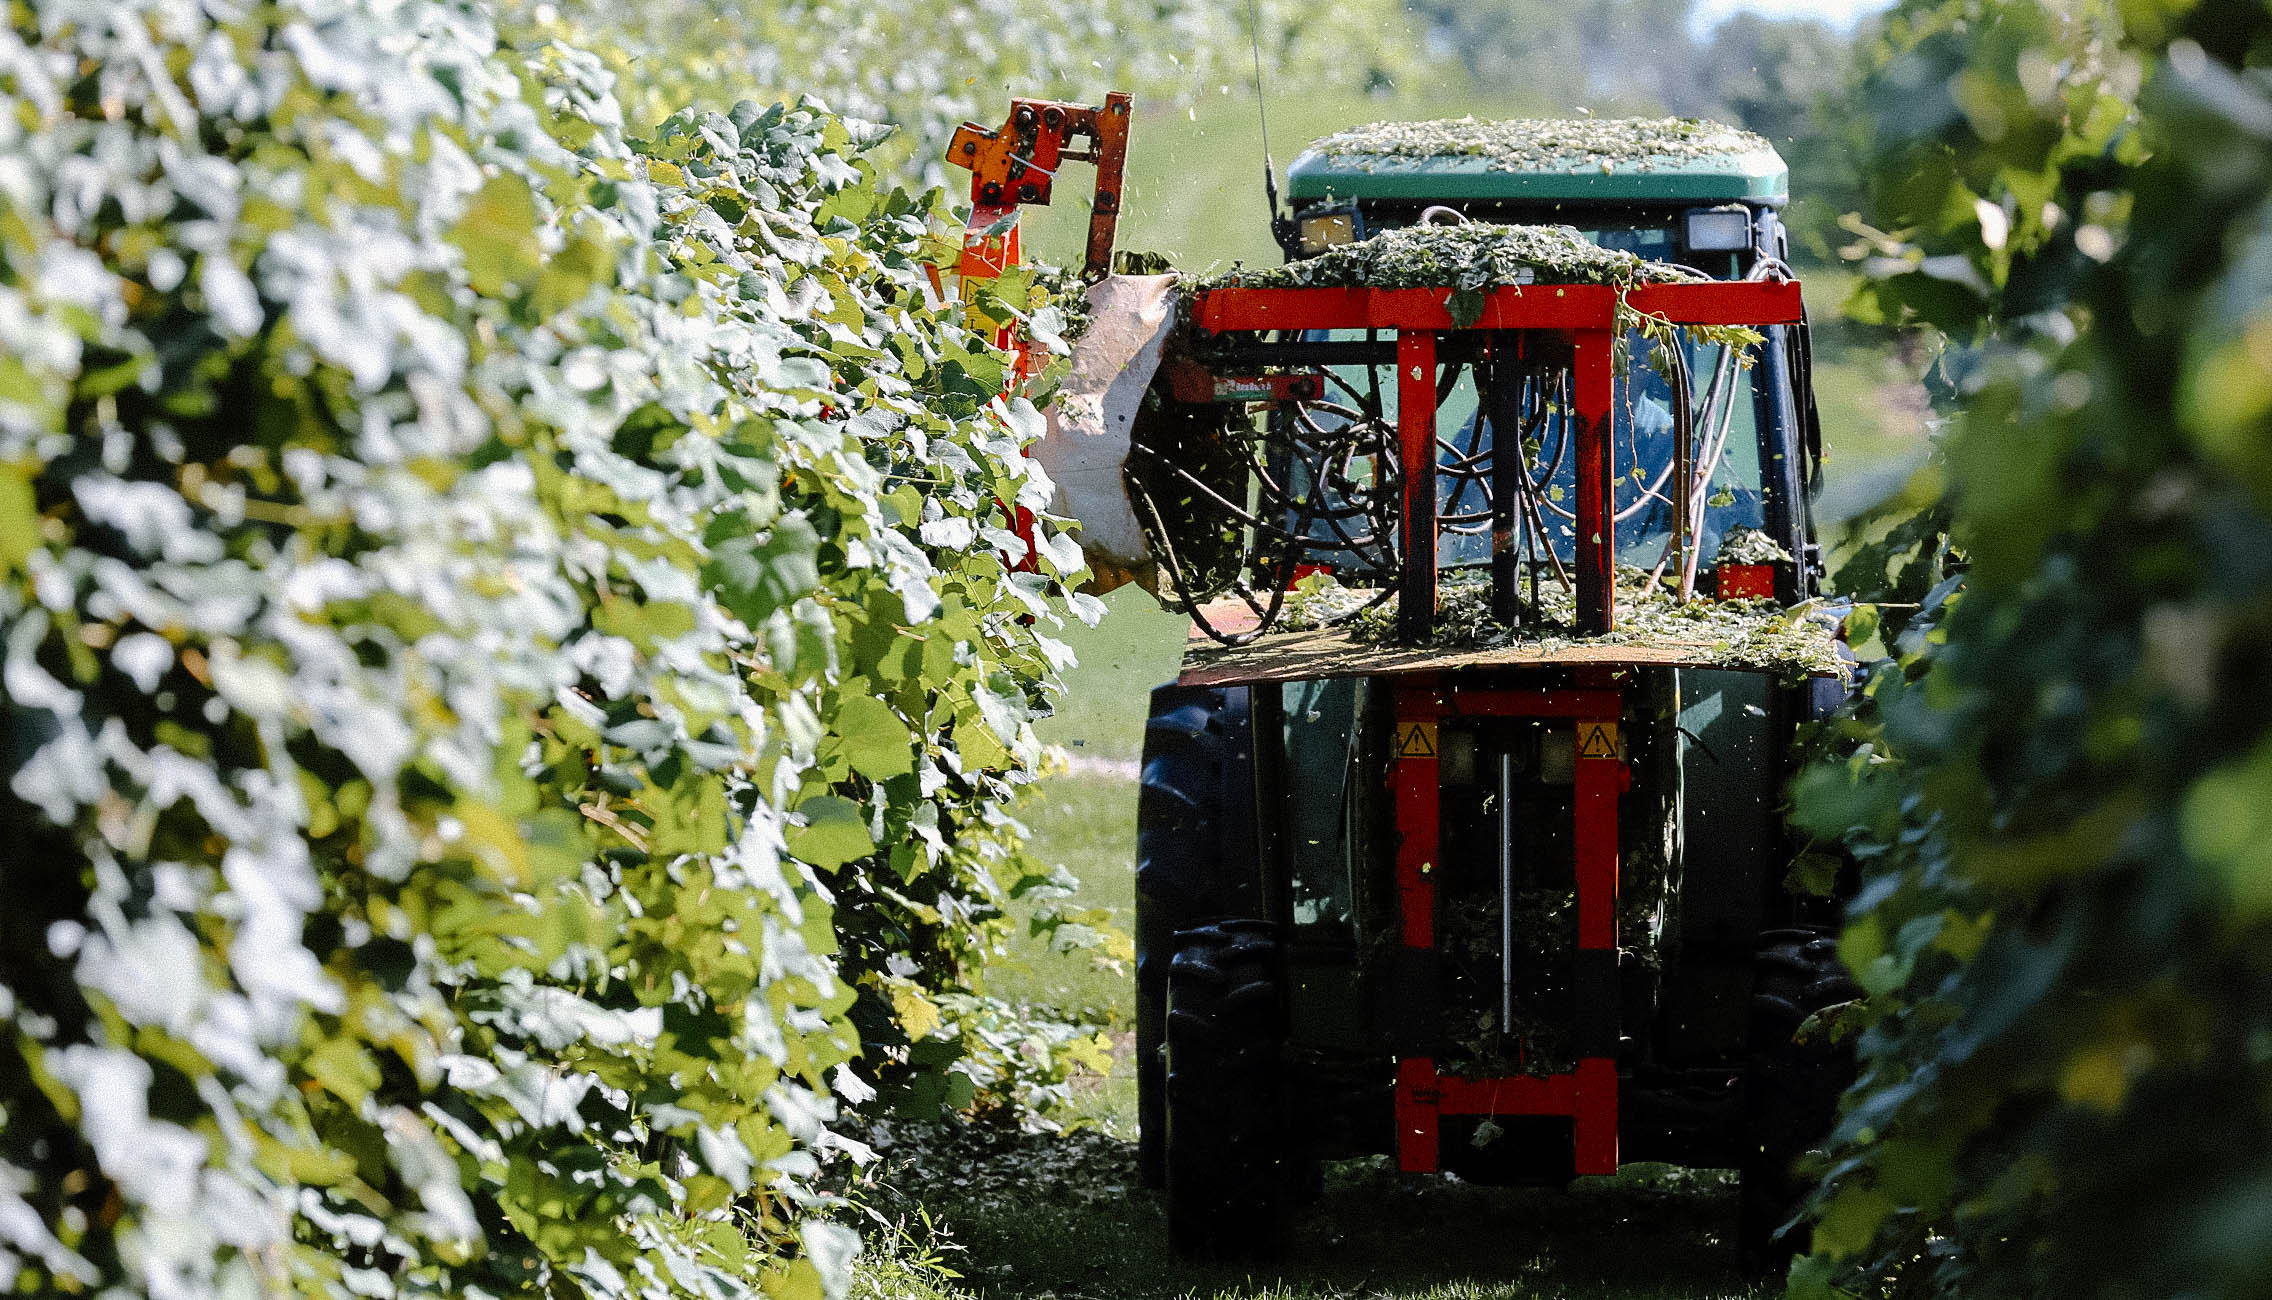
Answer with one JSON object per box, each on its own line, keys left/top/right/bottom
{"left": 1271, "top": 118, "right": 1825, "bottom": 596}
{"left": 1277, "top": 117, "right": 1794, "bottom": 268}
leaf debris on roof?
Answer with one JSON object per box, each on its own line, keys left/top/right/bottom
{"left": 1187, "top": 222, "right": 1714, "bottom": 327}
{"left": 1193, "top": 221, "right": 1698, "bottom": 294}
{"left": 1308, "top": 115, "right": 1777, "bottom": 173}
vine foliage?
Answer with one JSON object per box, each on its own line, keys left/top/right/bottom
{"left": 1790, "top": 0, "right": 2272, "bottom": 1294}
{"left": 0, "top": 0, "right": 1096, "bottom": 1295}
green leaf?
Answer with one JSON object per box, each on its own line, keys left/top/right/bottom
{"left": 304, "top": 1037, "right": 380, "bottom": 1108}
{"left": 3, "top": 6, "right": 1118, "bottom": 1284}
{"left": 704, "top": 515, "right": 821, "bottom": 626}
{"left": 833, "top": 693, "right": 915, "bottom": 780}
{"left": 1784, "top": 850, "right": 1843, "bottom": 897}
{"left": 0, "top": 461, "right": 36, "bottom": 575}
{"left": 785, "top": 795, "right": 874, "bottom": 868}
{"left": 1446, "top": 285, "right": 1487, "bottom": 328}
{"left": 1811, "top": 1185, "right": 1894, "bottom": 1260}
{"left": 449, "top": 173, "right": 545, "bottom": 296}
{"left": 535, "top": 226, "right": 617, "bottom": 318}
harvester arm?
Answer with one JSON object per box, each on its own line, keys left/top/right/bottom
{"left": 945, "top": 93, "right": 1132, "bottom": 282}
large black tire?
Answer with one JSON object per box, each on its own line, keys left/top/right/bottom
{"left": 1165, "top": 920, "right": 1293, "bottom": 1259}
{"left": 1740, "top": 928, "right": 1863, "bottom": 1274}
{"left": 1135, "top": 686, "right": 1253, "bottom": 1190}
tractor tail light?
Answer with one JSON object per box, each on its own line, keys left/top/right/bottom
{"left": 1683, "top": 206, "right": 1752, "bottom": 253}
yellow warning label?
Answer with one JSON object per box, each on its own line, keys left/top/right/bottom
{"left": 1396, "top": 721, "right": 1438, "bottom": 758}
{"left": 1576, "top": 721, "right": 1621, "bottom": 761}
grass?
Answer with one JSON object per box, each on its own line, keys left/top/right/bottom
{"left": 962, "top": 1165, "right": 1761, "bottom": 1300}
{"left": 987, "top": 771, "right": 1142, "bottom": 1034}
{"left": 1810, "top": 349, "right": 1932, "bottom": 525}
{"left": 1036, "top": 585, "right": 1190, "bottom": 763}
{"left": 1802, "top": 270, "right": 1934, "bottom": 526}
{"left": 851, "top": 1121, "right": 1771, "bottom": 1300}
{"left": 946, "top": 1170, "right": 1764, "bottom": 1300}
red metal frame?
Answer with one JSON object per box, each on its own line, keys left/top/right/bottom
{"left": 1572, "top": 327, "right": 1615, "bottom": 635}
{"left": 1391, "top": 672, "right": 1629, "bottom": 1177}
{"left": 1187, "top": 281, "right": 1800, "bottom": 333}
{"left": 1398, "top": 331, "right": 1439, "bottom": 642}
{"left": 1185, "top": 279, "right": 1804, "bottom": 637}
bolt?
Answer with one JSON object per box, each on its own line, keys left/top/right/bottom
{"left": 1042, "top": 106, "right": 1064, "bottom": 129}
{"left": 962, "top": 141, "right": 977, "bottom": 155}
{"left": 1017, "top": 183, "right": 1041, "bottom": 202}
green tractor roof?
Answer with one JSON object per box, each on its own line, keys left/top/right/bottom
{"left": 1285, "top": 116, "right": 1789, "bottom": 207}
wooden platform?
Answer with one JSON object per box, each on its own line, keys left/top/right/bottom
{"left": 1176, "top": 597, "right": 1838, "bottom": 687}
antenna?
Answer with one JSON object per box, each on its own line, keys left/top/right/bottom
{"left": 1244, "top": 0, "right": 1281, "bottom": 224}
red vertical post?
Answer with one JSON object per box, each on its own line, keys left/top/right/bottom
{"left": 1394, "top": 710, "right": 1439, "bottom": 950}
{"left": 1573, "top": 715, "right": 1621, "bottom": 952}
{"left": 1571, "top": 326, "right": 1616, "bottom": 635}
{"left": 1575, "top": 1057, "right": 1619, "bottom": 1175}
{"left": 1397, "top": 330, "right": 1439, "bottom": 644}
{"left": 1572, "top": 680, "right": 1624, "bottom": 1176}
{"left": 1393, "top": 684, "right": 1441, "bottom": 1172}
{"left": 1396, "top": 1057, "right": 1441, "bottom": 1173}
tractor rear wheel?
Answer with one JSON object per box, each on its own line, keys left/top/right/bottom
{"left": 1165, "top": 920, "right": 1293, "bottom": 1259}
{"left": 1136, "top": 686, "right": 1254, "bottom": 1189}
{"left": 1739, "top": 927, "right": 1862, "bottom": 1274}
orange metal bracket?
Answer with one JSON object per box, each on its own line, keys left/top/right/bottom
{"left": 945, "top": 92, "right": 1132, "bottom": 282}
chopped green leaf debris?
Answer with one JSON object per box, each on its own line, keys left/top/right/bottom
{"left": 1308, "top": 115, "right": 1776, "bottom": 173}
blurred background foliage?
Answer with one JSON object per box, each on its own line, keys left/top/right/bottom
{"left": 1789, "top": 0, "right": 2272, "bottom": 1295}
{"left": 514, "top": 0, "right": 1871, "bottom": 267}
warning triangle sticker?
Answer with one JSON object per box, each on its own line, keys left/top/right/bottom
{"left": 1397, "top": 723, "right": 1437, "bottom": 758}
{"left": 1576, "top": 722, "right": 1619, "bottom": 760}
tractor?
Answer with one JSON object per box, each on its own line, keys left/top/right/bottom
{"left": 943, "top": 107, "right": 1859, "bottom": 1271}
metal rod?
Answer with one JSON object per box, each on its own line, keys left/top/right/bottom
{"left": 1647, "top": 338, "right": 1737, "bottom": 591}
{"left": 1488, "top": 336, "right": 1520, "bottom": 626}
{"left": 1083, "top": 93, "right": 1132, "bottom": 280}
{"left": 1243, "top": 0, "right": 1279, "bottom": 225}
{"left": 1679, "top": 361, "right": 1745, "bottom": 600}
{"left": 1499, "top": 747, "right": 1517, "bottom": 1046}
{"left": 1670, "top": 341, "right": 1693, "bottom": 597}
{"left": 1516, "top": 445, "right": 1572, "bottom": 593}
